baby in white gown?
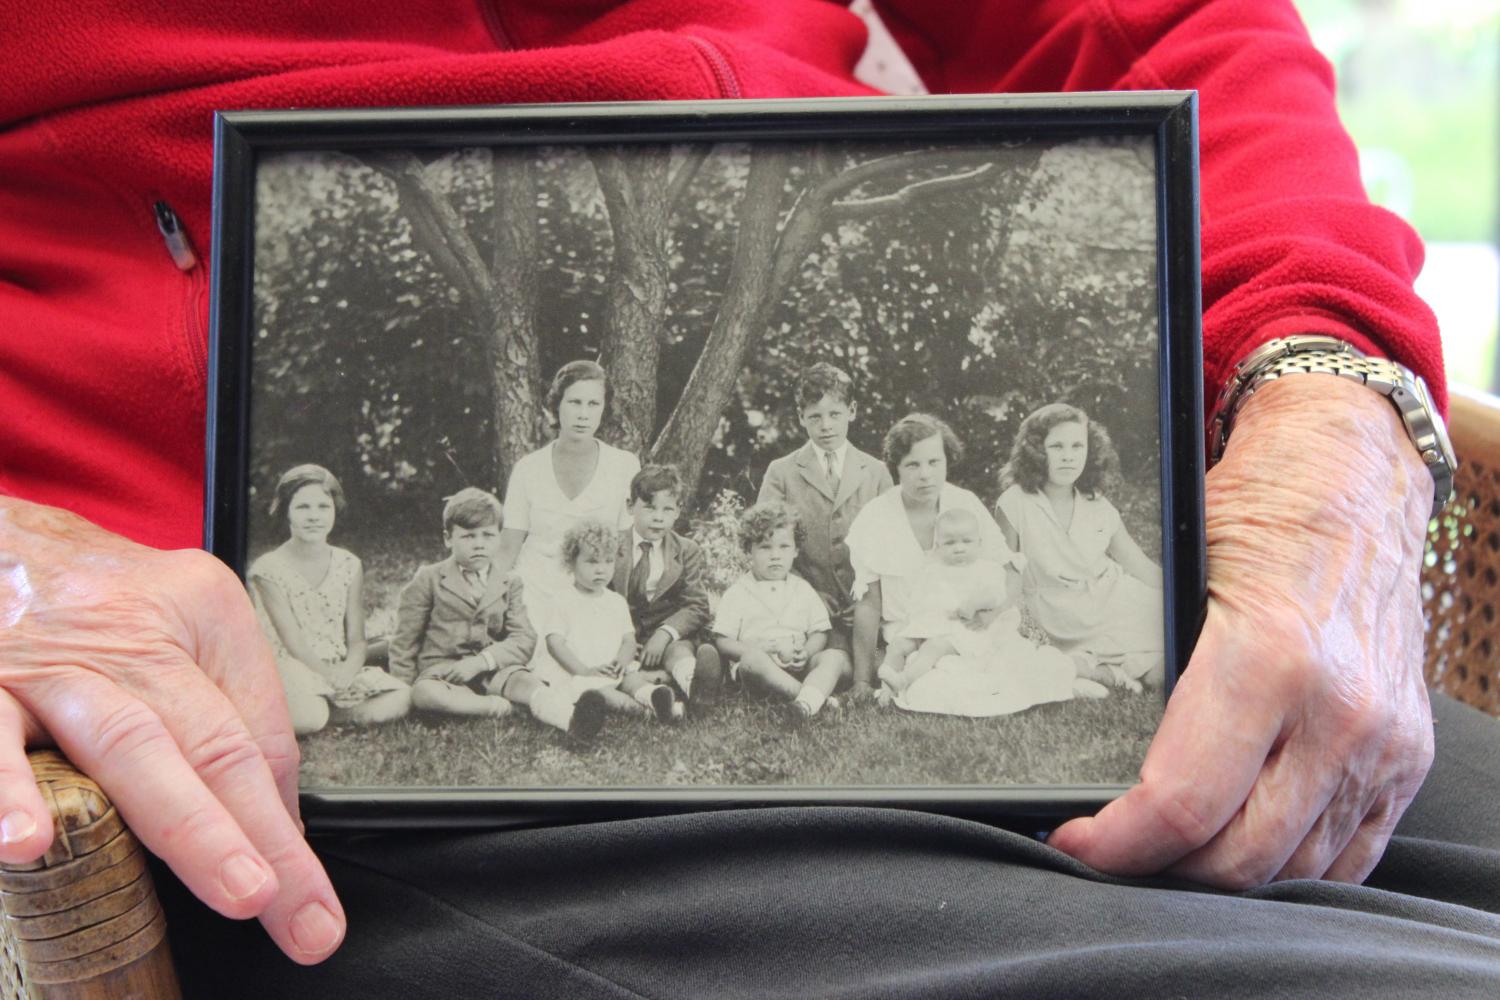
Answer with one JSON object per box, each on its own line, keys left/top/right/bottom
{"left": 878, "top": 508, "right": 1023, "bottom": 694}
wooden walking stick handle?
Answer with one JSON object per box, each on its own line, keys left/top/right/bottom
{"left": 0, "top": 751, "right": 180, "bottom": 999}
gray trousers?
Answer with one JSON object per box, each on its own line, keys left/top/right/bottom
{"left": 160, "top": 694, "right": 1500, "bottom": 998}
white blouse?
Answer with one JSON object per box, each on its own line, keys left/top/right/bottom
{"left": 503, "top": 440, "right": 640, "bottom": 612}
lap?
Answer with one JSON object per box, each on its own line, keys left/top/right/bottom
{"left": 158, "top": 694, "right": 1500, "bottom": 998}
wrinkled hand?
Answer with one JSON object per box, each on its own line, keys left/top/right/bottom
{"left": 639, "top": 630, "right": 672, "bottom": 669}
{"left": 1050, "top": 375, "right": 1434, "bottom": 886}
{"left": 0, "top": 500, "right": 345, "bottom": 962}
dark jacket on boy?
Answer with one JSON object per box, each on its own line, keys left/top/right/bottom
{"left": 759, "top": 441, "right": 892, "bottom": 629}
{"left": 611, "top": 528, "right": 711, "bottom": 643}
{"left": 389, "top": 557, "right": 536, "bottom": 684}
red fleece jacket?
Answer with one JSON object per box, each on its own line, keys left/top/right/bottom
{"left": 0, "top": 0, "right": 1442, "bottom": 551}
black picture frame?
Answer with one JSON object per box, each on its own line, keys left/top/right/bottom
{"left": 207, "top": 94, "right": 1204, "bottom": 832}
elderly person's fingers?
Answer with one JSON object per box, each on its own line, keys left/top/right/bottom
{"left": 18, "top": 673, "right": 281, "bottom": 920}
{"left": 1318, "top": 796, "right": 1404, "bottom": 884}
{"left": 1047, "top": 613, "right": 1282, "bottom": 873}
{"left": 20, "top": 670, "right": 347, "bottom": 963}
{"left": 163, "top": 551, "right": 303, "bottom": 823}
{"left": 0, "top": 690, "right": 54, "bottom": 863}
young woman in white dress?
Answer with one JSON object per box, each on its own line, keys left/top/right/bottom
{"left": 495, "top": 360, "right": 641, "bottom": 642}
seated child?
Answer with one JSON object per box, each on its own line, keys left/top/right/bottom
{"left": 250, "top": 463, "right": 410, "bottom": 735}
{"left": 391, "top": 488, "right": 594, "bottom": 733}
{"left": 611, "top": 464, "right": 723, "bottom": 718}
{"left": 713, "top": 500, "right": 852, "bottom": 724}
{"left": 538, "top": 519, "right": 679, "bottom": 725}
{"left": 877, "top": 508, "right": 1023, "bottom": 694}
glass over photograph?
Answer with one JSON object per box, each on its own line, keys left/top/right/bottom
{"left": 237, "top": 118, "right": 1175, "bottom": 796}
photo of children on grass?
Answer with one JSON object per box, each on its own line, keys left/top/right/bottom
{"left": 246, "top": 129, "right": 1167, "bottom": 790}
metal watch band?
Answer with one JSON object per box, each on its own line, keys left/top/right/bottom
{"left": 1208, "top": 335, "right": 1456, "bottom": 519}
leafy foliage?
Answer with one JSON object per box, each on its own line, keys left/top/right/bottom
{"left": 250, "top": 136, "right": 1163, "bottom": 557}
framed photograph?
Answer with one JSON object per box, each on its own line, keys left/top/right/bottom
{"left": 207, "top": 95, "right": 1204, "bottom": 830}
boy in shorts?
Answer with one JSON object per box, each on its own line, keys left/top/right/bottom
{"left": 713, "top": 500, "right": 851, "bottom": 724}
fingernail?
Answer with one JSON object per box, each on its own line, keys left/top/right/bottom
{"left": 0, "top": 810, "right": 36, "bottom": 844}
{"left": 220, "top": 852, "right": 270, "bottom": 900}
{"left": 290, "top": 900, "right": 343, "bottom": 956}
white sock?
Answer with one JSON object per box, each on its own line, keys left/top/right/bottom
{"left": 794, "top": 687, "right": 826, "bottom": 715}
{"left": 668, "top": 656, "right": 695, "bottom": 698}
{"left": 632, "top": 686, "right": 657, "bottom": 709}
{"left": 528, "top": 685, "right": 574, "bottom": 731}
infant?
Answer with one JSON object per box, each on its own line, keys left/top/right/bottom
{"left": 878, "top": 508, "right": 1021, "bottom": 693}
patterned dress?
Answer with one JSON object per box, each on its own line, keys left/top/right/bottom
{"left": 249, "top": 545, "right": 406, "bottom": 709}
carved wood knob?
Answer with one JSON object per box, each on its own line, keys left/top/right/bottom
{"left": 0, "top": 751, "right": 180, "bottom": 999}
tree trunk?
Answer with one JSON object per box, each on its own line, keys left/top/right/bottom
{"left": 488, "top": 149, "right": 544, "bottom": 488}
{"left": 649, "top": 149, "right": 792, "bottom": 497}
{"left": 592, "top": 146, "right": 672, "bottom": 456}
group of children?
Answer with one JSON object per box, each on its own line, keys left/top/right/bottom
{"left": 250, "top": 360, "right": 1162, "bottom": 742}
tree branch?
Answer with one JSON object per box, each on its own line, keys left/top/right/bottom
{"left": 664, "top": 144, "right": 713, "bottom": 214}
{"left": 357, "top": 151, "right": 493, "bottom": 309}
{"left": 831, "top": 163, "right": 997, "bottom": 219}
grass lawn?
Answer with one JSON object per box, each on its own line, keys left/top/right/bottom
{"left": 295, "top": 521, "right": 1161, "bottom": 791}
{"left": 300, "top": 685, "right": 1159, "bottom": 791}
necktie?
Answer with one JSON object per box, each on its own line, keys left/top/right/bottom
{"left": 463, "top": 570, "right": 483, "bottom": 599}
{"left": 629, "top": 541, "right": 653, "bottom": 601}
{"left": 825, "top": 450, "right": 841, "bottom": 497}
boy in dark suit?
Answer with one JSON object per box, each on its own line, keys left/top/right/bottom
{"left": 611, "top": 465, "right": 723, "bottom": 716}
{"left": 758, "top": 362, "right": 893, "bottom": 653}
{"left": 391, "top": 488, "right": 602, "bottom": 737}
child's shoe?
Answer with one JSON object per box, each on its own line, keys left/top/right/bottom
{"left": 688, "top": 645, "right": 723, "bottom": 715}
{"left": 568, "top": 689, "right": 607, "bottom": 740}
{"left": 648, "top": 684, "right": 678, "bottom": 723}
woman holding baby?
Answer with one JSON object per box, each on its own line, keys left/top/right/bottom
{"left": 847, "top": 413, "right": 1086, "bottom": 716}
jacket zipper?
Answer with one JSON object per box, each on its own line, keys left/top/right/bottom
{"left": 477, "top": 1, "right": 513, "bottom": 50}
{"left": 686, "top": 35, "right": 743, "bottom": 99}
{"left": 154, "top": 201, "right": 208, "bottom": 389}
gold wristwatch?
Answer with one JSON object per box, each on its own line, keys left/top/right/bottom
{"left": 1208, "top": 335, "right": 1456, "bottom": 519}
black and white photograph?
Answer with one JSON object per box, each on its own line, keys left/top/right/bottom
{"left": 210, "top": 98, "right": 1202, "bottom": 809}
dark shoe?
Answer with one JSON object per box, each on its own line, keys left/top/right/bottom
{"left": 690, "top": 645, "right": 724, "bottom": 715}
{"left": 648, "top": 684, "right": 678, "bottom": 723}
{"left": 568, "top": 689, "right": 607, "bottom": 741}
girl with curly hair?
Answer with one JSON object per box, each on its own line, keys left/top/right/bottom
{"left": 996, "top": 404, "right": 1165, "bottom": 689}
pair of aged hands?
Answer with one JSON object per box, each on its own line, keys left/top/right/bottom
{"left": 0, "top": 375, "right": 1434, "bottom": 963}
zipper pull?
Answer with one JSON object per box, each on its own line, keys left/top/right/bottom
{"left": 153, "top": 201, "right": 199, "bottom": 271}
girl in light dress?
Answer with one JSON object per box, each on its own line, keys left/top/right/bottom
{"left": 995, "top": 403, "right": 1165, "bottom": 690}
{"left": 249, "top": 464, "right": 410, "bottom": 735}
{"left": 495, "top": 360, "right": 640, "bottom": 644}
{"left": 535, "top": 519, "right": 682, "bottom": 729}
